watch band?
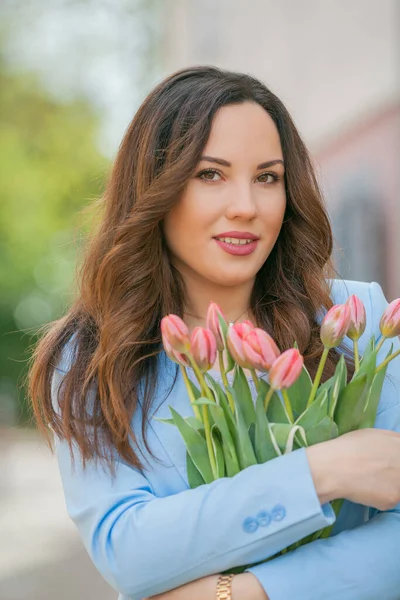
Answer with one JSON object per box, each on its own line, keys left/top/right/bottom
{"left": 216, "top": 573, "right": 235, "bottom": 599}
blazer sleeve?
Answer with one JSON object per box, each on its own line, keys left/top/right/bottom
{"left": 52, "top": 373, "right": 335, "bottom": 599}
{"left": 246, "top": 281, "right": 400, "bottom": 600}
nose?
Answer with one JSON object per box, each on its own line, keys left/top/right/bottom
{"left": 225, "top": 182, "right": 257, "bottom": 220}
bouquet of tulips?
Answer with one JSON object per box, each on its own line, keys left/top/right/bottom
{"left": 158, "top": 295, "right": 400, "bottom": 562}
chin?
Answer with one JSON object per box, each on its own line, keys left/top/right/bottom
{"left": 208, "top": 270, "right": 257, "bottom": 288}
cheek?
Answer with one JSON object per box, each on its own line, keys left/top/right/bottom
{"left": 163, "top": 194, "right": 213, "bottom": 257}
{"left": 165, "top": 187, "right": 218, "bottom": 238}
{"left": 259, "top": 195, "right": 286, "bottom": 232}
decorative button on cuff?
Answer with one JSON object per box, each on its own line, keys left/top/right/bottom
{"left": 271, "top": 504, "right": 286, "bottom": 521}
{"left": 256, "top": 510, "right": 271, "bottom": 527}
{"left": 242, "top": 517, "right": 259, "bottom": 533}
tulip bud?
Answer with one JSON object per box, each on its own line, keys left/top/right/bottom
{"left": 206, "top": 302, "right": 226, "bottom": 351}
{"left": 320, "top": 304, "right": 351, "bottom": 348}
{"left": 379, "top": 298, "right": 400, "bottom": 338}
{"left": 346, "top": 295, "right": 367, "bottom": 341}
{"left": 164, "top": 342, "right": 190, "bottom": 367}
{"left": 190, "top": 327, "right": 217, "bottom": 372}
{"left": 243, "top": 328, "right": 280, "bottom": 372}
{"left": 268, "top": 348, "right": 304, "bottom": 390}
{"left": 226, "top": 321, "right": 255, "bottom": 368}
{"left": 161, "top": 315, "right": 191, "bottom": 353}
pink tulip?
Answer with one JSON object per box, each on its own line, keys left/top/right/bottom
{"left": 320, "top": 304, "right": 351, "bottom": 348}
{"left": 206, "top": 302, "right": 226, "bottom": 351}
{"left": 346, "top": 295, "right": 367, "bottom": 341}
{"left": 379, "top": 298, "right": 400, "bottom": 338}
{"left": 190, "top": 327, "right": 217, "bottom": 372}
{"left": 268, "top": 348, "right": 304, "bottom": 390}
{"left": 242, "top": 328, "right": 281, "bottom": 372}
{"left": 226, "top": 321, "right": 255, "bottom": 368}
{"left": 161, "top": 314, "right": 191, "bottom": 353}
{"left": 163, "top": 341, "right": 190, "bottom": 367}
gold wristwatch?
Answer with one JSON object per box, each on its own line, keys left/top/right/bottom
{"left": 216, "top": 573, "right": 235, "bottom": 599}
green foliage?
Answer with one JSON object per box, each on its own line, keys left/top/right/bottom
{"left": 0, "top": 60, "right": 108, "bottom": 424}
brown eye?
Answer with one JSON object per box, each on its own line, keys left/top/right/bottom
{"left": 258, "top": 172, "right": 279, "bottom": 184}
{"left": 197, "top": 168, "right": 222, "bottom": 181}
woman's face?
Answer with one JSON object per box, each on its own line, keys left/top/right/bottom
{"left": 163, "top": 102, "right": 287, "bottom": 289}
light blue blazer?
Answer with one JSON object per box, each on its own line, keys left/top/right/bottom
{"left": 53, "top": 280, "right": 400, "bottom": 600}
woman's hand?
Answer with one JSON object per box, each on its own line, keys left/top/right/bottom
{"left": 307, "top": 427, "right": 400, "bottom": 510}
{"left": 145, "top": 572, "right": 269, "bottom": 600}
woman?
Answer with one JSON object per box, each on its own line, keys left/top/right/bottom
{"left": 29, "top": 66, "right": 400, "bottom": 600}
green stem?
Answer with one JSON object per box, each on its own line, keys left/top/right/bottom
{"left": 376, "top": 348, "right": 400, "bottom": 373}
{"left": 187, "top": 353, "right": 214, "bottom": 401}
{"left": 250, "top": 368, "right": 260, "bottom": 393}
{"left": 281, "top": 389, "right": 294, "bottom": 423}
{"left": 376, "top": 336, "right": 386, "bottom": 353}
{"left": 201, "top": 402, "right": 217, "bottom": 480}
{"left": 264, "top": 386, "right": 275, "bottom": 411}
{"left": 180, "top": 365, "right": 202, "bottom": 421}
{"left": 219, "top": 350, "right": 235, "bottom": 413}
{"left": 306, "top": 347, "right": 330, "bottom": 408}
{"left": 187, "top": 352, "right": 218, "bottom": 479}
{"left": 354, "top": 339, "right": 360, "bottom": 372}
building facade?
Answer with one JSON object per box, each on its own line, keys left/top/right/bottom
{"left": 162, "top": 0, "right": 400, "bottom": 297}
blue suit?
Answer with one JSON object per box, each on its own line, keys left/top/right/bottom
{"left": 53, "top": 280, "right": 400, "bottom": 599}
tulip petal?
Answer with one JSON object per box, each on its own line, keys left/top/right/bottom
{"left": 380, "top": 298, "right": 400, "bottom": 337}
{"left": 320, "top": 304, "right": 351, "bottom": 348}
{"left": 346, "top": 295, "right": 366, "bottom": 340}
{"left": 190, "top": 327, "right": 217, "bottom": 372}
{"left": 269, "top": 348, "right": 304, "bottom": 390}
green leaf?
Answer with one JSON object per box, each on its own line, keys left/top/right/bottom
{"left": 358, "top": 336, "right": 375, "bottom": 367}
{"left": 153, "top": 416, "right": 204, "bottom": 430}
{"left": 205, "top": 374, "right": 237, "bottom": 442}
{"left": 334, "top": 373, "right": 370, "bottom": 435}
{"left": 169, "top": 406, "right": 214, "bottom": 483}
{"left": 270, "top": 423, "right": 307, "bottom": 454}
{"left": 360, "top": 342, "right": 393, "bottom": 428}
{"left": 329, "top": 354, "right": 347, "bottom": 418}
{"left": 295, "top": 388, "right": 329, "bottom": 430}
{"left": 317, "top": 374, "right": 335, "bottom": 396}
{"left": 211, "top": 425, "right": 226, "bottom": 478}
{"left": 258, "top": 379, "right": 290, "bottom": 424}
{"left": 248, "top": 422, "right": 256, "bottom": 448}
{"left": 208, "top": 402, "right": 240, "bottom": 476}
{"left": 232, "top": 394, "right": 257, "bottom": 469}
{"left": 186, "top": 451, "right": 206, "bottom": 488}
{"left": 191, "top": 397, "right": 217, "bottom": 407}
{"left": 187, "top": 378, "right": 201, "bottom": 400}
{"left": 285, "top": 425, "right": 307, "bottom": 452}
{"left": 285, "top": 364, "right": 313, "bottom": 419}
{"left": 254, "top": 392, "right": 281, "bottom": 462}
{"left": 232, "top": 365, "right": 256, "bottom": 428}
{"left": 306, "top": 416, "right": 339, "bottom": 445}
{"left": 354, "top": 348, "right": 377, "bottom": 387}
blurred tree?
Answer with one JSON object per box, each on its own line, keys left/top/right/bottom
{"left": 0, "top": 0, "right": 161, "bottom": 425}
{"left": 0, "top": 0, "right": 163, "bottom": 155}
{"left": 0, "top": 60, "right": 108, "bottom": 425}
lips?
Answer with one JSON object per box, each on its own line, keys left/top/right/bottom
{"left": 214, "top": 237, "right": 259, "bottom": 256}
{"left": 214, "top": 231, "right": 259, "bottom": 241}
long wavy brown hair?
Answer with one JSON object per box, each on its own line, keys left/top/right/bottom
{"left": 29, "top": 65, "right": 354, "bottom": 472}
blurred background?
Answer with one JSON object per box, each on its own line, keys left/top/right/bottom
{"left": 0, "top": 0, "right": 399, "bottom": 598}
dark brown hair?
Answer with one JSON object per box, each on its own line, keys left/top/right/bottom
{"left": 28, "top": 65, "right": 354, "bottom": 471}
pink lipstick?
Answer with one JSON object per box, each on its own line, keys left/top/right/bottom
{"left": 213, "top": 231, "right": 259, "bottom": 256}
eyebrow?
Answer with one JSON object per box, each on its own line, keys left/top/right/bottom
{"left": 199, "top": 156, "right": 285, "bottom": 169}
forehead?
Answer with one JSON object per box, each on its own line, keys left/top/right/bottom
{"left": 203, "top": 102, "right": 283, "bottom": 160}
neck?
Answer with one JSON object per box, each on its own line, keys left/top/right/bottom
{"left": 182, "top": 274, "right": 254, "bottom": 331}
